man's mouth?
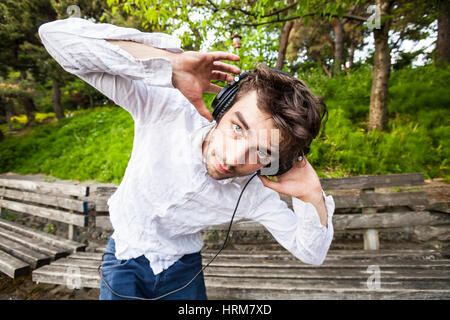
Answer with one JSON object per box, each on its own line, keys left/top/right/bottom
{"left": 214, "top": 157, "right": 231, "bottom": 174}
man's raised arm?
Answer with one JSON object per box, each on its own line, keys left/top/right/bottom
{"left": 105, "top": 40, "right": 241, "bottom": 122}
{"left": 38, "top": 17, "right": 240, "bottom": 123}
{"left": 38, "top": 17, "right": 185, "bottom": 122}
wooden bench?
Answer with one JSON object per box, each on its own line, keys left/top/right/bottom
{"left": 0, "top": 176, "right": 89, "bottom": 279}
{"left": 203, "top": 173, "right": 448, "bottom": 251}
{"left": 31, "top": 248, "right": 450, "bottom": 299}
{"left": 32, "top": 173, "right": 450, "bottom": 299}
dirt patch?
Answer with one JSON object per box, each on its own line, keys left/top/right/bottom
{"left": 0, "top": 273, "right": 99, "bottom": 300}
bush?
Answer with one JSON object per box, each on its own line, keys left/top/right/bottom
{"left": 0, "top": 65, "right": 448, "bottom": 183}
{"left": 0, "top": 106, "right": 134, "bottom": 184}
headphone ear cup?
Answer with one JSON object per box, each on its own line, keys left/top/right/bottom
{"left": 211, "top": 71, "right": 251, "bottom": 122}
{"left": 212, "top": 85, "right": 239, "bottom": 122}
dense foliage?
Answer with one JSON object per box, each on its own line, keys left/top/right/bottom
{"left": 1, "top": 64, "right": 448, "bottom": 183}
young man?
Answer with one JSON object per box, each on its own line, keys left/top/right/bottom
{"left": 38, "top": 17, "right": 335, "bottom": 300}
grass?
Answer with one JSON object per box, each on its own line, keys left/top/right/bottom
{"left": 0, "top": 64, "right": 448, "bottom": 183}
{"left": 0, "top": 107, "right": 134, "bottom": 184}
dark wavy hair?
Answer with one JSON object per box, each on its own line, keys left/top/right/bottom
{"left": 233, "top": 63, "right": 328, "bottom": 168}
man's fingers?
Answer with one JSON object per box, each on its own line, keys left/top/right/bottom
{"left": 205, "top": 83, "right": 223, "bottom": 94}
{"left": 212, "top": 61, "right": 241, "bottom": 75}
{"left": 209, "top": 51, "right": 240, "bottom": 62}
{"left": 192, "top": 99, "right": 213, "bottom": 122}
{"left": 258, "top": 175, "right": 280, "bottom": 191}
{"left": 211, "top": 70, "right": 234, "bottom": 83}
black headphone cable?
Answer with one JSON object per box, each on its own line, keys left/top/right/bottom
{"left": 98, "top": 172, "right": 258, "bottom": 300}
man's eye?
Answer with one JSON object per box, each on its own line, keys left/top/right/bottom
{"left": 232, "top": 124, "right": 243, "bottom": 135}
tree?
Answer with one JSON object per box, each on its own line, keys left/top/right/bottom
{"left": 436, "top": 0, "right": 450, "bottom": 65}
{"left": 0, "top": 0, "right": 56, "bottom": 125}
{"left": 368, "top": 0, "right": 393, "bottom": 132}
{"left": 286, "top": 19, "right": 335, "bottom": 77}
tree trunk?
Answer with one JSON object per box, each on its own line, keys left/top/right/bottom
{"left": 52, "top": 79, "right": 64, "bottom": 120}
{"left": 313, "top": 52, "right": 332, "bottom": 78}
{"left": 436, "top": 0, "right": 450, "bottom": 65}
{"left": 348, "top": 40, "right": 356, "bottom": 69}
{"left": 275, "top": 0, "right": 294, "bottom": 70}
{"left": 5, "top": 104, "right": 13, "bottom": 131}
{"left": 275, "top": 20, "right": 294, "bottom": 70}
{"left": 89, "top": 94, "right": 94, "bottom": 109}
{"left": 18, "top": 70, "right": 35, "bottom": 126}
{"left": 17, "top": 96, "right": 36, "bottom": 127}
{"left": 368, "top": 0, "right": 392, "bottom": 132}
{"left": 331, "top": 17, "right": 344, "bottom": 74}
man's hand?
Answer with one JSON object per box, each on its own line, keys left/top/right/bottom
{"left": 171, "top": 51, "right": 241, "bottom": 122}
{"left": 106, "top": 40, "right": 240, "bottom": 122}
{"left": 257, "top": 158, "right": 329, "bottom": 227}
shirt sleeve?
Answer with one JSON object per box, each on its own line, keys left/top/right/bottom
{"left": 37, "top": 17, "right": 184, "bottom": 123}
{"left": 248, "top": 182, "right": 335, "bottom": 266}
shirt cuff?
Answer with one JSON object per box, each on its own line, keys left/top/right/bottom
{"left": 292, "top": 189, "right": 335, "bottom": 232}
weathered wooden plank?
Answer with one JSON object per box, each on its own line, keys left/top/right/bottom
{"left": 62, "top": 250, "right": 450, "bottom": 267}
{"left": 333, "top": 211, "right": 450, "bottom": 230}
{"left": 0, "top": 249, "right": 30, "bottom": 279}
{"left": 0, "top": 178, "right": 89, "bottom": 197}
{"left": 0, "top": 219, "right": 85, "bottom": 253}
{"left": 95, "top": 215, "right": 113, "bottom": 230}
{"left": 201, "top": 249, "right": 445, "bottom": 261}
{"left": 95, "top": 187, "right": 116, "bottom": 197}
{"left": 95, "top": 200, "right": 109, "bottom": 213}
{"left": 94, "top": 187, "right": 116, "bottom": 212}
{"left": 319, "top": 173, "right": 425, "bottom": 190}
{"left": 0, "top": 189, "right": 87, "bottom": 213}
{"left": 0, "top": 199, "right": 88, "bottom": 227}
{"left": 428, "top": 202, "right": 450, "bottom": 214}
{"left": 333, "top": 191, "right": 429, "bottom": 209}
{"left": 204, "top": 258, "right": 450, "bottom": 269}
{"left": 69, "top": 252, "right": 104, "bottom": 261}
{"left": 205, "top": 285, "right": 450, "bottom": 300}
{"left": 34, "top": 264, "right": 450, "bottom": 292}
{"left": 204, "top": 276, "right": 450, "bottom": 291}
{"left": 51, "top": 257, "right": 450, "bottom": 279}
{"left": 32, "top": 265, "right": 450, "bottom": 299}
{"left": 0, "top": 236, "right": 51, "bottom": 269}
{"left": 204, "top": 211, "right": 450, "bottom": 232}
{"left": 279, "top": 191, "right": 429, "bottom": 211}
{"left": 51, "top": 257, "right": 101, "bottom": 269}
{"left": 0, "top": 227, "right": 69, "bottom": 259}
{"left": 32, "top": 265, "right": 100, "bottom": 289}
{"left": 204, "top": 266, "right": 450, "bottom": 280}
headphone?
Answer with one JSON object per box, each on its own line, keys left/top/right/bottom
{"left": 211, "top": 68, "right": 311, "bottom": 176}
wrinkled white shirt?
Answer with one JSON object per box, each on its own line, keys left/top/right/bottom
{"left": 38, "top": 17, "right": 335, "bottom": 275}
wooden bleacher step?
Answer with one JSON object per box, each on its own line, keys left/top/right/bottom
{"left": 0, "top": 250, "right": 30, "bottom": 279}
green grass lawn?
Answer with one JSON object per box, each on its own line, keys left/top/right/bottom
{"left": 0, "top": 64, "right": 448, "bottom": 183}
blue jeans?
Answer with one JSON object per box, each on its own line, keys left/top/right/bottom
{"left": 99, "top": 237, "right": 207, "bottom": 300}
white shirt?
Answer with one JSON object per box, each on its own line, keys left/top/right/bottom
{"left": 38, "top": 17, "right": 335, "bottom": 275}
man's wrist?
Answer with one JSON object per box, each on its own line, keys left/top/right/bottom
{"left": 298, "top": 188, "right": 323, "bottom": 203}
{"left": 296, "top": 188, "right": 328, "bottom": 227}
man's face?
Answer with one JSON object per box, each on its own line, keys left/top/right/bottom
{"left": 202, "top": 90, "right": 280, "bottom": 180}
